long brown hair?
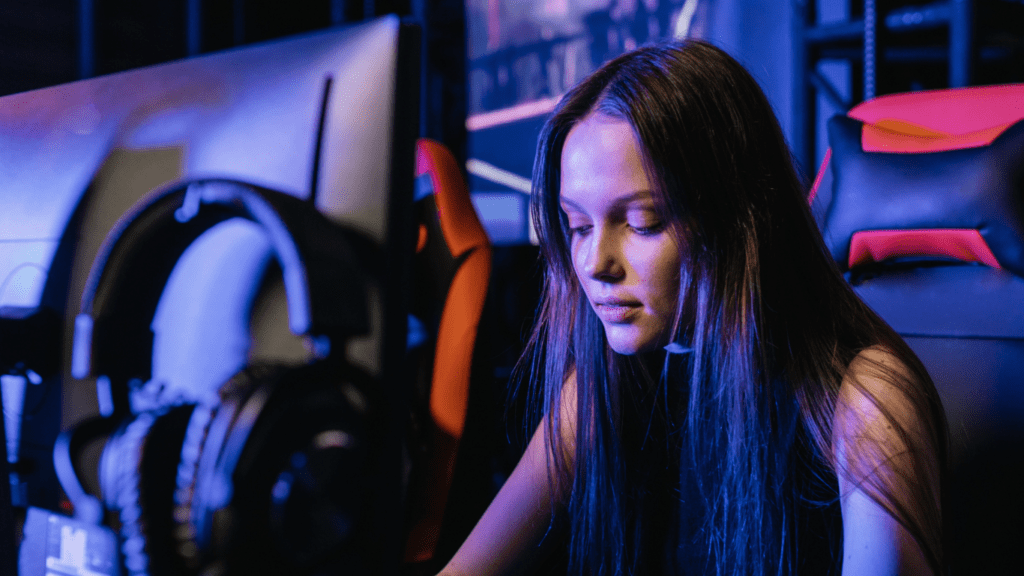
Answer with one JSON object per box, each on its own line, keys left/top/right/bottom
{"left": 515, "top": 40, "right": 947, "bottom": 575}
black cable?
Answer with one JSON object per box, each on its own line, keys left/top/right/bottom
{"left": 309, "top": 75, "right": 334, "bottom": 206}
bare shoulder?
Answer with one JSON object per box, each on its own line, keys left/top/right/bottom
{"left": 841, "top": 345, "right": 913, "bottom": 392}
{"left": 834, "top": 344, "right": 939, "bottom": 482}
{"left": 835, "top": 346, "right": 921, "bottom": 432}
{"left": 832, "top": 345, "right": 940, "bottom": 576}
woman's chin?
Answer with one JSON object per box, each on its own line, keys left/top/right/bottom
{"left": 605, "top": 329, "right": 656, "bottom": 355}
{"left": 604, "top": 321, "right": 674, "bottom": 356}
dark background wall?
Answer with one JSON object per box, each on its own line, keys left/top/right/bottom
{"left": 0, "top": 0, "right": 474, "bottom": 157}
{"left": 6, "top": 1, "right": 1022, "bottom": 180}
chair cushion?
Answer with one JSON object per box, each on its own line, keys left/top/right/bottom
{"left": 821, "top": 115, "right": 1024, "bottom": 276}
{"left": 852, "top": 266, "right": 1024, "bottom": 338}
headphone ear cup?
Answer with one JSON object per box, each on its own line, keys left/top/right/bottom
{"left": 176, "top": 364, "right": 267, "bottom": 573}
{"left": 257, "top": 364, "right": 376, "bottom": 572}
{"left": 136, "top": 403, "right": 195, "bottom": 576}
{"left": 97, "top": 404, "right": 197, "bottom": 576}
{"left": 171, "top": 402, "right": 218, "bottom": 575}
{"left": 192, "top": 361, "right": 376, "bottom": 576}
{"left": 98, "top": 412, "right": 157, "bottom": 576}
{"left": 98, "top": 420, "right": 131, "bottom": 518}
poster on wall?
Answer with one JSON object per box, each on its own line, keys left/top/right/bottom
{"left": 464, "top": 0, "right": 711, "bottom": 245}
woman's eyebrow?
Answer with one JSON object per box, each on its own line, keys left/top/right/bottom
{"left": 558, "top": 190, "right": 656, "bottom": 212}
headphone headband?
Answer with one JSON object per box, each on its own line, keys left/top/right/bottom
{"left": 72, "top": 179, "right": 372, "bottom": 384}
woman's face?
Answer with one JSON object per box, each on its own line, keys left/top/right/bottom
{"left": 559, "top": 113, "right": 682, "bottom": 355}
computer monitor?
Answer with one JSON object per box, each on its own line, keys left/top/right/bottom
{"left": 1, "top": 15, "right": 419, "bottom": 575}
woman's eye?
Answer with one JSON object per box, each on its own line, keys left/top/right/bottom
{"left": 626, "top": 209, "right": 665, "bottom": 236}
{"left": 569, "top": 224, "right": 592, "bottom": 236}
{"left": 630, "top": 221, "right": 664, "bottom": 235}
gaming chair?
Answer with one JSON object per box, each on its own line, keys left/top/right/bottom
{"left": 403, "top": 138, "right": 493, "bottom": 570}
{"left": 813, "top": 84, "right": 1024, "bottom": 574}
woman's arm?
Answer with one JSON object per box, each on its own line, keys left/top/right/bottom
{"left": 438, "top": 374, "right": 577, "bottom": 576}
{"left": 834, "top": 347, "right": 939, "bottom": 576}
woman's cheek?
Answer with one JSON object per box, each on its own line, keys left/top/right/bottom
{"left": 655, "top": 246, "right": 684, "bottom": 313}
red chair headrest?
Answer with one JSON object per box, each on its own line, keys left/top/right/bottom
{"left": 822, "top": 114, "right": 1024, "bottom": 276}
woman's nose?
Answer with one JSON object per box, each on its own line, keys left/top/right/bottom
{"left": 582, "top": 227, "right": 625, "bottom": 282}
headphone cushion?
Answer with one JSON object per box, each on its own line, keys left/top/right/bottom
{"left": 194, "top": 361, "right": 376, "bottom": 576}
{"left": 137, "top": 404, "right": 196, "bottom": 576}
{"left": 97, "top": 412, "right": 156, "bottom": 576}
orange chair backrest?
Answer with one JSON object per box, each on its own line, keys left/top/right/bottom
{"left": 403, "top": 138, "right": 492, "bottom": 564}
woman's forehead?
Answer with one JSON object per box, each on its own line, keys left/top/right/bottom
{"left": 559, "top": 114, "right": 653, "bottom": 210}
{"left": 561, "top": 113, "right": 643, "bottom": 165}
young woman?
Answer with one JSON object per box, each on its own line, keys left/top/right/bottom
{"left": 439, "top": 40, "right": 947, "bottom": 576}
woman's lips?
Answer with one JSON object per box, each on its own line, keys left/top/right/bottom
{"left": 594, "top": 301, "right": 641, "bottom": 323}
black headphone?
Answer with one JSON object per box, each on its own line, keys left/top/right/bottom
{"left": 59, "top": 179, "right": 380, "bottom": 576}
